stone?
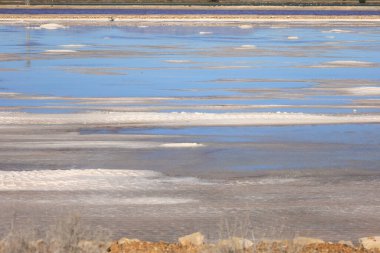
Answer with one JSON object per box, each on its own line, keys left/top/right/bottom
{"left": 338, "top": 240, "right": 354, "bottom": 247}
{"left": 118, "top": 237, "right": 140, "bottom": 245}
{"left": 178, "top": 232, "right": 205, "bottom": 246}
{"left": 293, "top": 237, "right": 324, "bottom": 246}
{"left": 78, "top": 240, "right": 100, "bottom": 252}
{"left": 0, "top": 240, "right": 5, "bottom": 252}
{"left": 218, "top": 237, "right": 254, "bottom": 250}
{"left": 261, "top": 239, "right": 287, "bottom": 244}
{"left": 29, "top": 239, "right": 48, "bottom": 252}
{"left": 48, "top": 239, "right": 61, "bottom": 252}
{"left": 359, "top": 236, "right": 380, "bottom": 250}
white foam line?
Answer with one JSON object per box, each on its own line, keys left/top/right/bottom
{"left": 1, "top": 111, "right": 379, "bottom": 126}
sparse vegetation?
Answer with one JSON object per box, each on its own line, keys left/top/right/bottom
{"left": 0, "top": 215, "right": 111, "bottom": 253}
{"left": 1, "top": 215, "right": 380, "bottom": 253}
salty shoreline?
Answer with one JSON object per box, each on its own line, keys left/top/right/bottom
{"left": 1, "top": 5, "right": 380, "bottom": 22}
{"left": 1, "top": 111, "right": 380, "bottom": 126}
{"left": 1, "top": 15, "right": 380, "bottom": 23}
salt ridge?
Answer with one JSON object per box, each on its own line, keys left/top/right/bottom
{"left": 0, "top": 169, "right": 208, "bottom": 192}
{"left": 1, "top": 111, "right": 379, "bottom": 126}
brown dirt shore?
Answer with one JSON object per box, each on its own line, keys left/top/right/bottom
{"left": 107, "top": 241, "right": 380, "bottom": 253}
{"left": 2, "top": 236, "right": 380, "bottom": 253}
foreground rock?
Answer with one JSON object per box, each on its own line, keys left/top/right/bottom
{"left": 118, "top": 238, "right": 141, "bottom": 245}
{"left": 78, "top": 240, "right": 111, "bottom": 252}
{"left": 178, "top": 232, "right": 205, "bottom": 247}
{"left": 360, "top": 237, "right": 380, "bottom": 250}
{"left": 217, "top": 237, "right": 254, "bottom": 250}
{"left": 339, "top": 240, "right": 355, "bottom": 247}
{"left": 293, "top": 236, "right": 325, "bottom": 246}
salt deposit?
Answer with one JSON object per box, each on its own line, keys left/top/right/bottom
{"left": 1, "top": 111, "right": 379, "bottom": 126}
{"left": 238, "top": 25, "right": 253, "bottom": 29}
{"left": 44, "top": 49, "right": 77, "bottom": 54}
{"left": 346, "top": 87, "right": 380, "bottom": 96}
{"left": 199, "top": 31, "right": 212, "bottom": 35}
{"left": 323, "top": 29, "right": 351, "bottom": 33}
{"left": 235, "top": 45, "right": 256, "bottom": 50}
{"left": 0, "top": 169, "right": 207, "bottom": 192}
{"left": 310, "top": 60, "right": 377, "bottom": 68}
{"left": 60, "top": 44, "right": 87, "bottom": 48}
{"left": 39, "top": 23, "right": 67, "bottom": 30}
{"left": 164, "top": 60, "right": 192, "bottom": 63}
{"left": 25, "top": 26, "right": 41, "bottom": 30}
{"left": 160, "top": 143, "right": 204, "bottom": 148}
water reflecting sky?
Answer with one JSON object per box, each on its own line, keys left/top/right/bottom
{"left": 0, "top": 22, "right": 380, "bottom": 173}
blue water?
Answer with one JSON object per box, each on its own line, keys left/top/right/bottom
{"left": 1, "top": 25, "right": 379, "bottom": 101}
{"left": 1, "top": 23, "right": 380, "bottom": 173}
{"left": 80, "top": 124, "right": 380, "bottom": 145}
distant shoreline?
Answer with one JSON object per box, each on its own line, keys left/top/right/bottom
{"left": 1, "top": 5, "right": 379, "bottom": 21}
{"left": 1, "top": 5, "right": 380, "bottom": 9}
{"left": 1, "top": 15, "right": 380, "bottom": 22}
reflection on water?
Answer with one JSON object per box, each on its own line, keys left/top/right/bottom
{"left": 0, "top": 22, "right": 380, "bottom": 241}
{"left": 0, "top": 24, "right": 379, "bottom": 98}
{"left": 1, "top": 22, "right": 380, "bottom": 172}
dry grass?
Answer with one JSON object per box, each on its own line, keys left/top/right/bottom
{"left": 2, "top": 215, "right": 380, "bottom": 253}
{"left": 0, "top": 214, "right": 111, "bottom": 253}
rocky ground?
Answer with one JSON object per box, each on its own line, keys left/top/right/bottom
{"left": 2, "top": 232, "right": 380, "bottom": 253}
{"left": 107, "top": 234, "right": 380, "bottom": 253}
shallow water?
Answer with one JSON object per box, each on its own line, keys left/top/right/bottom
{"left": 1, "top": 24, "right": 380, "bottom": 112}
{"left": 0, "top": 22, "right": 380, "bottom": 241}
